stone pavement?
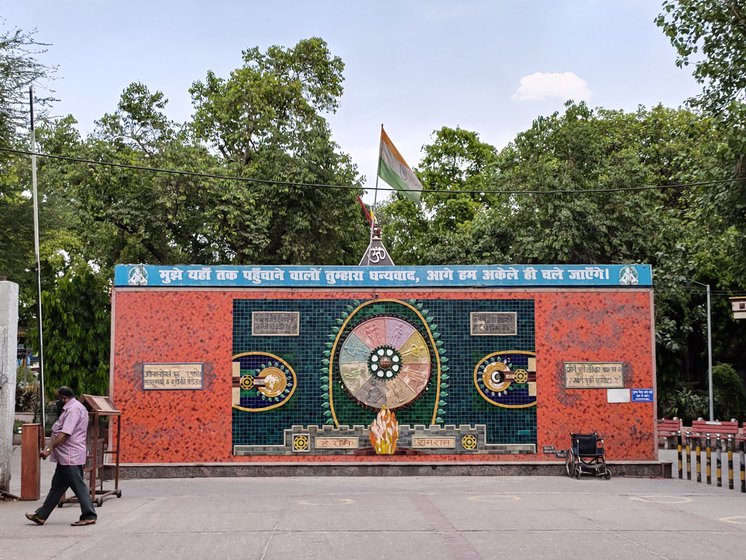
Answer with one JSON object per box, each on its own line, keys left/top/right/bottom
{"left": 1, "top": 447, "right": 744, "bottom": 560}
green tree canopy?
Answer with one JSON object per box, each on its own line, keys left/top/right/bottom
{"left": 189, "top": 37, "right": 366, "bottom": 264}
{"left": 656, "top": 1, "right": 746, "bottom": 280}
{"left": 0, "top": 24, "right": 55, "bottom": 148}
{"left": 656, "top": 0, "right": 746, "bottom": 113}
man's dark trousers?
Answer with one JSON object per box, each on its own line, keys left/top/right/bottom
{"left": 35, "top": 464, "right": 97, "bottom": 521}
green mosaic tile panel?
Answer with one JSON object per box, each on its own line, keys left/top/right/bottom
{"left": 232, "top": 298, "right": 535, "bottom": 449}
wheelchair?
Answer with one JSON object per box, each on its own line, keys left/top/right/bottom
{"left": 565, "top": 432, "right": 611, "bottom": 479}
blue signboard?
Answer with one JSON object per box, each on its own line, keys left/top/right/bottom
{"left": 114, "top": 263, "right": 653, "bottom": 289}
{"left": 631, "top": 389, "right": 655, "bottom": 402}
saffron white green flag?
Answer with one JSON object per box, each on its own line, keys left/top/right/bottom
{"left": 378, "top": 127, "right": 422, "bottom": 204}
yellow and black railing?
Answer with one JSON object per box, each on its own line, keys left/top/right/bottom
{"left": 676, "top": 431, "right": 745, "bottom": 493}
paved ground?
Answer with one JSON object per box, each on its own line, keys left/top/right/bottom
{"left": 1, "top": 447, "right": 744, "bottom": 560}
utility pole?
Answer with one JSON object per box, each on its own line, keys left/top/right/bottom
{"left": 30, "top": 87, "right": 46, "bottom": 431}
{"left": 692, "top": 280, "right": 713, "bottom": 421}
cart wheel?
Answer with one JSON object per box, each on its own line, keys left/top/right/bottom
{"left": 116, "top": 490, "right": 122, "bottom": 498}
{"left": 604, "top": 470, "right": 611, "bottom": 480}
{"left": 96, "top": 497, "right": 103, "bottom": 507}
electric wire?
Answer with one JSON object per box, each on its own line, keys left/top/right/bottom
{"left": 1, "top": 146, "right": 744, "bottom": 196}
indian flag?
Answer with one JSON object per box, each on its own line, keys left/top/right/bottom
{"left": 378, "top": 127, "right": 423, "bottom": 204}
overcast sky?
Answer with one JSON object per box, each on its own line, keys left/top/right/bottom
{"left": 4, "top": 0, "right": 701, "bottom": 197}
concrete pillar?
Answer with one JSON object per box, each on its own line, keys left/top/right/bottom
{"left": 0, "top": 281, "right": 19, "bottom": 493}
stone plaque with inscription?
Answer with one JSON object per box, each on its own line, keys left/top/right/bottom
{"left": 564, "top": 362, "right": 624, "bottom": 389}
{"left": 315, "top": 437, "right": 359, "bottom": 449}
{"left": 251, "top": 311, "right": 300, "bottom": 336}
{"left": 470, "top": 312, "right": 517, "bottom": 336}
{"left": 143, "top": 363, "right": 203, "bottom": 390}
{"left": 411, "top": 437, "right": 456, "bottom": 449}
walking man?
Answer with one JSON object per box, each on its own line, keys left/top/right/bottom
{"left": 25, "top": 386, "right": 97, "bottom": 526}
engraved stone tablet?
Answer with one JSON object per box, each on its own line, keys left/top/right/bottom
{"left": 470, "top": 312, "right": 517, "bottom": 336}
{"left": 315, "top": 437, "right": 359, "bottom": 449}
{"left": 411, "top": 437, "right": 456, "bottom": 449}
{"left": 143, "top": 363, "right": 203, "bottom": 390}
{"left": 251, "top": 311, "right": 300, "bottom": 336}
{"left": 564, "top": 362, "right": 624, "bottom": 389}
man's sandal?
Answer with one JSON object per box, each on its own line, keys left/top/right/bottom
{"left": 25, "top": 512, "right": 45, "bottom": 525}
{"left": 71, "top": 519, "right": 96, "bottom": 526}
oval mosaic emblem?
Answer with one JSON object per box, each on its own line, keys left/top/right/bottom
{"left": 473, "top": 351, "right": 537, "bottom": 408}
{"left": 232, "top": 352, "right": 297, "bottom": 412}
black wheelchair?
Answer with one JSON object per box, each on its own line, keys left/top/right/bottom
{"left": 565, "top": 432, "right": 611, "bottom": 479}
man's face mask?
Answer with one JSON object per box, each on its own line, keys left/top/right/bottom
{"left": 55, "top": 399, "right": 64, "bottom": 416}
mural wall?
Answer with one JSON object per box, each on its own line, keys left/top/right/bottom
{"left": 110, "top": 264, "right": 656, "bottom": 463}
{"left": 231, "top": 297, "right": 536, "bottom": 455}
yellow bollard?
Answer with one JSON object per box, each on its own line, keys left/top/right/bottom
{"left": 686, "top": 433, "right": 692, "bottom": 481}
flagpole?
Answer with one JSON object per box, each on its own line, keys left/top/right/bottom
{"left": 367, "top": 124, "right": 384, "bottom": 265}
{"left": 30, "top": 87, "right": 46, "bottom": 432}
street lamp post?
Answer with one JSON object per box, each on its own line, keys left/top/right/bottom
{"left": 692, "top": 280, "right": 713, "bottom": 421}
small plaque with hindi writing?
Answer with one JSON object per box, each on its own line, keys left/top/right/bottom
{"left": 251, "top": 311, "right": 300, "bottom": 336}
{"left": 143, "top": 363, "right": 203, "bottom": 390}
{"left": 315, "top": 437, "right": 359, "bottom": 449}
{"left": 411, "top": 437, "right": 456, "bottom": 449}
{"left": 564, "top": 362, "right": 624, "bottom": 389}
{"left": 470, "top": 312, "right": 517, "bottom": 336}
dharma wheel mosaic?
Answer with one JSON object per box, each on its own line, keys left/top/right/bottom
{"left": 339, "top": 316, "right": 431, "bottom": 409}
{"left": 324, "top": 298, "right": 447, "bottom": 428}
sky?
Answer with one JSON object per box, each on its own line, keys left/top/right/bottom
{"left": 3, "top": 0, "right": 701, "bottom": 197}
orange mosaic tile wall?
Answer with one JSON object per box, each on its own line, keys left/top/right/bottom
{"left": 111, "top": 288, "right": 655, "bottom": 463}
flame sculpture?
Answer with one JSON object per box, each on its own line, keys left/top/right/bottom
{"left": 369, "top": 406, "right": 399, "bottom": 455}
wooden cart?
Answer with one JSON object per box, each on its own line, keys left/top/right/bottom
{"left": 60, "top": 394, "right": 122, "bottom": 508}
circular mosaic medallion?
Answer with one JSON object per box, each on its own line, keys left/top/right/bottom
{"left": 482, "top": 361, "right": 511, "bottom": 393}
{"left": 339, "top": 316, "right": 431, "bottom": 409}
{"left": 461, "top": 434, "right": 478, "bottom": 451}
{"left": 473, "top": 351, "right": 537, "bottom": 409}
{"left": 257, "top": 366, "right": 288, "bottom": 397}
{"left": 293, "top": 434, "right": 310, "bottom": 452}
{"left": 513, "top": 369, "right": 529, "bottom": 384}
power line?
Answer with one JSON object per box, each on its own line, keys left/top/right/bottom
{"left": 655, "top": 285, "right": 746, "bottom": 297}
{"left": 1, "top": 146, "right": 744, "bottom": 196}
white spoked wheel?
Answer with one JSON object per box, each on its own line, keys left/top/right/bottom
{"left": 565, "top": 449, "right": 575, "bottom": 477}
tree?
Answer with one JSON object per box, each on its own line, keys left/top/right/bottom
{"left": 189, "top": 38, "right": 367, "bottom": 264}
{"left": 656, "top": 1, "right": 746, "bottom": 281}
{"left": 71, "top": 82, "right": 223, "bottom": 266}
{"left": 493, "top": 103, "right": 705, "bottom": 265}
{"left": 0, "top": 25, "right": 54, "bottom": 280}
{"left": 0, "top": 23, "right": 55, "bottom": 148}
{"left": 384, "top": 102, "right": 745, "bottom": 418}
{"left": 0, "top": 23, "right": 56, "bottom": 293}
{"left": 656, "top": 1, "right": 746, "bottom": 114}
{"left": 27, "top": 258, "right": 110, "bottom": 397}
{"left": 382, "top": 126, "right": 507, "bottom": 265}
